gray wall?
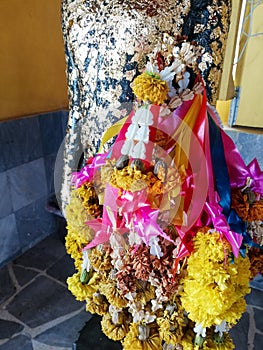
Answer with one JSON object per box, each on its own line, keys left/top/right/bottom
{"left": 0, "top": 111, "right": 68, "bottom": 267}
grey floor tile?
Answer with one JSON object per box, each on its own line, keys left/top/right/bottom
{"left": 229, "top": 311, "right": 249, "bottom": 350}
{"left": 246, "top": 288, "right": 263, "bottom": 308}
{"left": 0, "top": 335, "right": 33, "bottom": 350}
{"left": 250, "top": 274, "right": 263, "bottom": 291}
{"left": 7, "top": 275, "right": 81, "bottom": 328}
{"left": 15, "top": 197, "right": 57, "bottom": 251}
{"left": 34, "top": 310, "right": 92, "bottom": 347}
{"left": 0, "top": 319, "right": 24, "bottom": 340}
{"left": 75, "top": 314, "right": 122, "bottom": 350}
{"left": 47, "top": 254, "right": 76, "bottom": 284}
{"left": 254, "top": 333, "right": 263, "bottom": 350}
{"left": 254, "top": 308, "right": 263, "bottom": 333}
{"left": 0, "top": 214, "right": 20, "bottom": 267}
{"left": 12, "top": 265, "right": 38, "bottom": 287}
{"left": 0, "top": 265, "right": 16, "bottom": 304}
{"left": 0, "top": 116, "right": 43, "bottom": 171}
{"left": 0, "top": 172, "right": 12, "bottom": 218}
{"left": 7, "top": 158, "right": 48, "bottom": 212}
{"left": 14, "top": 233, "right": 66, "bottom": 271}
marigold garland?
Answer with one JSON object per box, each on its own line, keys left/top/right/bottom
{"left": 99, "top": 280, "right": 128, "bottom": 309}
{"left": 101, "top": 311, "right": 130, "bottom": 341}
{"left": 86, "top": 294, "right": 109, "bottom": 315}
{"left": 122, "top": 323, "right": 162, "bottom": 350}
{"left": 180, "top": 231, "right": 251, "bottom": 328}
{"left": 64, "top": 34, "right": 262, "bottom": 350}
{"left": 67, "top": 272, "right": 100, "bottom": 301}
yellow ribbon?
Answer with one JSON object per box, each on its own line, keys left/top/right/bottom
{"left": 98, "top": 116, "right": 128, "bottom": 153}
{"left": 170, "top": 94, "right": 203, "bottom": 226}
{"left": 173, "top": 94, "right": 202, "bottom": 169}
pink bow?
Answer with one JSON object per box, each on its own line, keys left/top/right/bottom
{"left": 205, "top": 202, "right": 243, "bottom": 257}
{"left": 71, "top": 153, "right": 107, "bottom": 188}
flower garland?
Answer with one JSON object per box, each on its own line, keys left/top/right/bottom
{"left": 65, "top": 34, "right": 262, "bottom": 349}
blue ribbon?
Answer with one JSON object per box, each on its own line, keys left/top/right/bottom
{"left": 208, "top": 114, "right": 258, "bottom": 256}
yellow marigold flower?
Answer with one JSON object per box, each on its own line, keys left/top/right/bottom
{"left": 181, "top": 230, "right": 251, "bottom": 328}
{"left": 132, "top": 72, "right": 169, "bottom": 105}
{"left": 67, "top": 272, "right": 99, "bottom": 301}
{"left": 110, "top": 166, "right": 149, "bottom": 192}
{"left": 65, "top": 191, "right": 94, "bottom": 242}
{"left": 101, "top": 312, "right": 130, "bottom": 341}
{"left": 134, "top": 282, "right": 156, "bottom": 304}
{"left": 65, "top": 226, "right": 87, "bottom": 270}
{"left": 89, "top": 247, "right": 113, "bottom": 271}
{"left": 100, "top": 280, "right": 128, "bottom": 309}
{"left": 122, "top": 323, "right": 162, "bottom": 350}
{"left": 77, "top": 183, "right": 101, "bottom": 218}
{"left": 86, "top": 294, "right": 109, "bottom": 315}
{"left": 157, "top": 299, "right": 186, "bottom": 345}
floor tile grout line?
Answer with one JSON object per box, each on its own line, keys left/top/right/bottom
{"left": 0, "top": 276, "right": 40, "bottom": 310}
{"left": 39, "top": 270, "right": 69, "bottom": 288}
{"left": 0, "top": 305, "right": 87, "bottom": 346}
{"left": 28, "top": 305, "right": 87, "bottom": 338}
{"left": 7, "top": 263, "right": 20, "bottom": 291}
{"left": 12, "top": 262, "right": 47, "bottom": 274}
{"left": 1, "top": 267, "right": 71, "bottom": 311}
{"left": 247, "top": 305, "right": 256, "bottom": 350}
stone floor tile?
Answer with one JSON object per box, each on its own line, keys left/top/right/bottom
{"left": 15, "top": 197, "right": 57, "bottom": 252}
{"left": 0, "top": 335, "right": 33, "bottom": 350}
{"left": 246, "top": 288, "right": 263, "bottom": 308}
{"left": 0, "top": 319, "right": 24, "bottom": 339}
{"left": 14, "top": 233, "right": 66, "bottom": 271}
{"left": 0, "top": 265, "right": 16, "bottom": 304}
{"left": 254, "top": 308, "right": 263, "bottom": 332}
{"left": 34, "top": 309, "right": 92, "bottom": 347}
{"left": 250, "top": 274, "right": 263, "bottom": 291}
{"left": 254, "top": 333, "right": 263, "bottom": 350}
{"left": 12, "top": 265, "right": 38, "bottom": 287}
{"left": 7, "top": 275, "right": 81, "bottom": 328}
{"left": 47, "top": 254, "right": 76, "bottom": 284}
{"left": 32, "top": 339, "right": 70, "bottom": 350}
{"left": 76, "top": 314, "right": 122, "bottom": 350}
{"left": 229, "top": 311, "right": 249, "bottom": 350}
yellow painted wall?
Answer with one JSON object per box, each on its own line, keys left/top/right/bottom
{"left": 0, "top": 0, "right": 68, "bottom": 121}
{"left": 216, "top": 0, "right": 243, "bottom": 126}
{"left": 234, "top": 1, "right": 263, "bottom": 128}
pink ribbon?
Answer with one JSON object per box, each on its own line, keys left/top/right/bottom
{"left": 207, "top": 105, "right": 262, "bottom": 195}
{"left": 205, "top": 202, "right": 243, "bottom": 257}
{"left": 117, "top": 190, "right": 176, "bottom": 246}
{"left": 83, "top": 185, "right": 126, "bottom": 249}
{"left": 71, "top": 153, "right": 107, "bottom": 188}
{"left": 247, "top": 158, "right": 263, "bottom": 196}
